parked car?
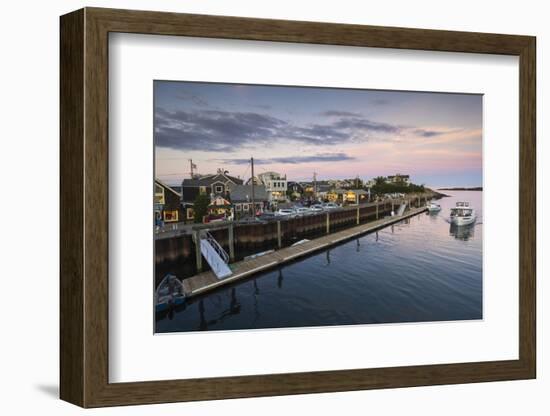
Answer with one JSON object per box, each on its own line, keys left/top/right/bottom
{"left": 309, "top": 204, "right": 324, "bottom": 213}
{"left": 294, "top": 207, "right": 311, "bottom": 216}
{"left": 322, "top": 202, "right": 340, "bottom": 210}
{"left": 275, "top": 208, "right": 297, "bottom": 217}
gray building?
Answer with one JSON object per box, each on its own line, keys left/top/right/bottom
{"left": 228, "top": 184, "right": 269, "bottom": 216}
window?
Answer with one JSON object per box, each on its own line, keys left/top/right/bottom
{"left": 243, "top": 204, "right": 249, "bottom": 211}
{"left": 154, "top": 185, "right": 165, "bottom": 204}
{"left": 199, "top": 186, "right": 207, "bottom": 194}
{"left": 215, "top": 185, "right": 223, "bottom": 193}
{"left": 235, "top": 204, "right": 241, "bottom": 212}
{"left": 186, "top": 208, "right": 194, "bottom": 220}
{"left": 163, "top": 210, "right": 179, "bottom": 222}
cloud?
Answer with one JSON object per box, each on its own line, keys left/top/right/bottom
{"left": 413, "top": 128, "right": 446, "bottom": 138}
{"left": 175, "top": 92, "right": 210, "bottom": 107}
{"left": 155, "top": 107, "right": 405, "bottom": 152}
{"left": 333, "top": 117, "right": 400, "bottom": 133}
{"left": 320, "top": 110, "right": 362, "bottom": 117}
{"left": 218, "top": 153, "right": 356, "bottom": 165}
{"left": 155, "top": 108, "right": 288, "bottom": 152}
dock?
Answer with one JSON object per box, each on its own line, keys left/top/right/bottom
{"left": 182, "top": 205, "right": 427, "bottom": 298}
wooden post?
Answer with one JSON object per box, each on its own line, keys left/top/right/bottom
{"left": 193, "top": 230, "right": 202, "bottom": 272}
{"left": 277, "top": 221, "right": 282, "bottom": 248}
{"left": 356, "top": 206, "right": 360, "bottom": 225}
{"left": 326, "top": 212, "right": 330, "bottom": 234}
{"left": 391, "top": 200, "right": 394, "bottom": 214}
{"left": 376, "top": 202, "right": 379, "bottom": 219}
{"left": 228, "top": 224, "right": 235, "bottom": 261}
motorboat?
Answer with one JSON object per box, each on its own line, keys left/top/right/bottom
{"left": 155, "top": 274, "right": 186, "bottom": 313}
{"left": 427, "top": 201, "right": 442, "bottom": 212}
{"left": 449, "top": 201, "right": 476, "bottom": 226}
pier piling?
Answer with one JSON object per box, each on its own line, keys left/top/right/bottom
{"left": 193, "top": 230, "right": 203, "bottom": 272}
{"left": 277, "top": 221, "right": 282, "bottom": 248}
{"left": 228, "top": 224, "right": 235, "bottom": 261}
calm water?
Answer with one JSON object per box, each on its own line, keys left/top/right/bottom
{"left": 156, "top": 191, "right": 483, "bottom": 333}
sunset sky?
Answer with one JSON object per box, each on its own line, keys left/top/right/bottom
{"left": 154, "top": 81, "right": 482, "bottom": 188}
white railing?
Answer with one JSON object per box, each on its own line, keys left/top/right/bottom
{"left": 201, "top": 231, "right": 229, "bottom": 264}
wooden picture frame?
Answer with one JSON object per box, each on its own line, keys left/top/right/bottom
{"left": 60, "top": 7, "right": 536, "bottom": 408}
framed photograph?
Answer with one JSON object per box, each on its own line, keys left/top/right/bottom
{"left": 60, "top": 7, "right": 536, "bottom": 407}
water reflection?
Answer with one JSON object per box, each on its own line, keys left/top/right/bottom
{"left": 277, "top": 268, "right": 284, "bottom": 289}
{"left": 449, "top": 223, "right": 476, "bottom": 241}
{"left": 196, "top": 288, "right": 242, "bottom": 330}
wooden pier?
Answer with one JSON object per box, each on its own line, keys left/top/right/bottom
{"left": 182, "top": 205, "right": 427, "bottom": 298}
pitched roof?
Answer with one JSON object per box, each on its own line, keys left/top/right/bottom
{"left": 182, "top": 173, "right": 243, "bottom": 187}
{"left": 317, "top": 184, "right": 332, "bottom": 192}
{"left": 155, "top": 179, "right": 181, "bottom": 197}
{"left": 227, "top": 184, "right": 268, "bottom": 202}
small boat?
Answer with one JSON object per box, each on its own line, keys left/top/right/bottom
{"left": 244, "top": 249, "right": 275, "bottom": 260}
{"left": 449, "top": 201, "right": 476, "bottom": 226}
{"left": 427, "top": 202, "right": 442, "bottom": 212}
{"left": 155, "top": 274, "right": 185, "bottom": 313}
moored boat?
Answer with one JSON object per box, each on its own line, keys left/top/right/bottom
{"left": 427, "top": 202, "right": 441, "bottom": 212}
{"left": 449, "top": 201, "right": 476, "bottom": 226}
{"left": 155, "top": 274, "right": 186, "bottom": 313}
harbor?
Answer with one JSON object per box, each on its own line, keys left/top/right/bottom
{"left": 155, "top": 190, "right": 483, "bottom": 332}
{"left": 181, "top": 204, "right": 428, "bottom": 297}
{"left": 152, "top": 80, "right": 484, "bottom": 333}
{"left": 154, "top": 193, "right": 438, "bottom": 284}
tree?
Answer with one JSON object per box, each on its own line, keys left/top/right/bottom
{"left": 374, "top": 176, "right": 386, "bottom": 185}
{"left": 193, "top": 193, "right": 211, "bottom": 223}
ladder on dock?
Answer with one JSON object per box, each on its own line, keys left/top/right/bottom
{"left": 199, "top": 231, "right": 233, "bottom": 279}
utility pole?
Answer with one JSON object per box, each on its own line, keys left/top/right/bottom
{"left": 189, "top": 158, "right": 194, "bottom": 178}
{"left": 251, "top": 157, "right": 255, "bottom": 217}
{"left": 313, "top": 171, "right": 317, "bottom": 201}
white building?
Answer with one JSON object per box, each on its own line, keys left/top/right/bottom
{"left": 256, "top": 171, "right": 288, "bottom": 202}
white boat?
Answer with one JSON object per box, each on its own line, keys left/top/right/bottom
{"left": 449, "top": 201, "right": 476, "bottom": 226}
{"left": 427, "top": 202, "right": 442, "bottom": 212}
{"left": 244, "top": 249, "right": 275, "bottom": 260}
{"left": 155, "top": 274, "right": 186, "bottom": 313}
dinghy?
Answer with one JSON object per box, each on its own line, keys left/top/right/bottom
{"left": 155, "top": 274, "right": 185, "bottom": 313}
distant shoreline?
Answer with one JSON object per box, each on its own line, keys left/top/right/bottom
{"left": 437, "top": 187, "right": 483, "bottom": 191}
